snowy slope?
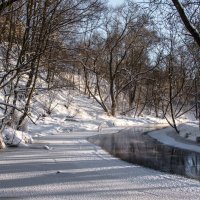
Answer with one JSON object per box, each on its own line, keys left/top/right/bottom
{"left": 2, "top": 86, "right": 199, "bottom": 147}
{"left": 28, "top": 89, "right": 168, "bottom": 138}
{"left": 2, "top": 86, "right": 168, "bottom": 146}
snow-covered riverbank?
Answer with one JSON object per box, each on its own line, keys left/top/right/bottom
{"left": 1, "top": 129, "right": 200, "bottom": 200}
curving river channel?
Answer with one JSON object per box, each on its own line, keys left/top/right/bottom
{"left": 88, "top": 126, "right": 200, "bottom": 180}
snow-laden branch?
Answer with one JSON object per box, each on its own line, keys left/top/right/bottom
{"left": 0, "top": 101, "right": 22, "bottom": 112}
{"left": 0, "top": 102, "right": 36, "bottom": 125}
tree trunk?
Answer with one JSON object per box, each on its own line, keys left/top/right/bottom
{"left": 0, "top": 134, "right": 6, "bottom": 149}
{"left": 128, "top": 85, "right": 137, "bottom": 109}
{"left": 171, "top": 0, "right": 200, "bottom": 48}
{"left": 111, "top": 100, "right": 116, "bottom": 116}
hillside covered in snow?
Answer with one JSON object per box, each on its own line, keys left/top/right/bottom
{"left": 0, "top": 0, "right": 200, "bottom": 149}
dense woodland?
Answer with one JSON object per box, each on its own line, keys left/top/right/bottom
{"left": 0, "top": 0, "right": 200, "bottom": 146}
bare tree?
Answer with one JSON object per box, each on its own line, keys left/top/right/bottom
{"left": 77, "top": 3, "right": 158, "bottom": 116}
{"left": 0, "top": 0, "right": 105, "bottom": 147}
{"left": 148, "top": 0, "right": 200, "bottom": 47}
{"left": 171, "top": 0, "right": 200, "bottom": 47}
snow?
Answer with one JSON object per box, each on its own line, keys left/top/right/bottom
{"left": 178, "top": 122, "right": 200, "bottom": 141}
{"left": 0, "top": 131, "right": 200, "bottom": 199}
{"left": 3, "top": 127, "right": 33, "bottom": 147}
{"left": 1, "top": 87, "right": 199, "bottom": 151}
{"left": 1, "top": 88, "right": 200, "bottom": 198}
{"left": 27, "top": 89, "right": 168, "bottom": 140}
{"left": 149, "top": 122, "right": 200, "bottom": 153}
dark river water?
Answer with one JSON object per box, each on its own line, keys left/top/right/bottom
{"left": 88, "top": 126, "right": 200, "bottom": 180}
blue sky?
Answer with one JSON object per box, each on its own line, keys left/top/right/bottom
{"left": 108, "top": 0, "right": 125, "bottom": 7}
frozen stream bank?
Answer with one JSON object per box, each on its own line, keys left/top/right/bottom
{"left": 0, "top": 129, "right": 200, "bottom": 199}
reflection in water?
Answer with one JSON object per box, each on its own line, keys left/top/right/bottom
{"left": 185, "top": 153, "right": 200, "bottom": 179}
{"left": 88, "top": 126, "right": 200, "bottom": 180}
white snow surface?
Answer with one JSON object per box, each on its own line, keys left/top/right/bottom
{"left": 149, "top": 123, "right": 200, "bottom": 153}
{"left": 27, "top": 89, "right": 169, "bottom": 139}
{"left": 1, "top": 89, "right": 200, "bottom": 199}
{"left": 3, "top": 127, "right": 33, "bottom": 147}
{"left": 1, "top": 130, "right": 200, "bottom": 200}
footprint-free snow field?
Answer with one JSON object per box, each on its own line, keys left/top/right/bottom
{"left": 0, "top": 129, "right": 200, "bottom": 200}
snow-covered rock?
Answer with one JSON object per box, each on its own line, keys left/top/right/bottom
{"left": 3, "top": 128, "right": 33, "bottom": 147}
